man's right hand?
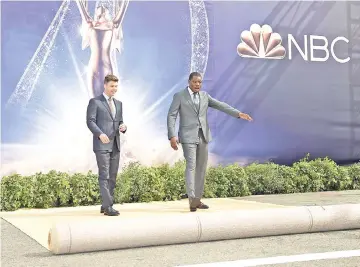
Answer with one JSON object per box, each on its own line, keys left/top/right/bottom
{"left": 170, "top": 137, "right": 178, "bottom": 150}
{"left": 99, "top": 134, "right": 110, "bottom": 144}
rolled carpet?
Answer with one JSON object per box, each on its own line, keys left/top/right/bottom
{"left": 48, "top": 204, "right": 360, "bottom": 254}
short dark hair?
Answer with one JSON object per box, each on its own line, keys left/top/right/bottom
{"left": 104, "top": 74, "right": 119, "bottom": 84}
{"left": 188, "top": 72, "right": 202, "bottom": 81}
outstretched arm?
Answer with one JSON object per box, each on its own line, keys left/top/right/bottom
{"left": 208, "top": 93, "right": 253, "bottom": 121}
{"left": 75, "top": 0, "right": 92, "bottom": 23}
{"left": 167, "top": 93, "right": 181, "bottom": 140}
{"left": 113, "top": 0, "right": 130, "bottom": 27}
{"left": 208, "top": 94, "right": 240, "bottom": 118}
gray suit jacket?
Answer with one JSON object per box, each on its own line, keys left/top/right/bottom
{"left": 86, "top": 94, "right": 126, "bottom": 152}
{"left": 167, "top": 88, "right": 240, "bottom": 144}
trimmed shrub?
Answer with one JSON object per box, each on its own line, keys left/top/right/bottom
{"left": 1, "top": 156, "right": 359, "bottom": 211}
{"left": 161, "top": 160, "right": 186, "bottom": 201}
{"left": 245, "top": 162, "right": 297, "bottom": 195}
{"left": 292, "top": 156, "right": 352, "bottom": 192}
{"left": 114, "top": 162, "right": 165, "bottom": 203}
{"left": 204, "top": 164, "right": 250, "bottom": 198}
{"left": 69, "top": 171, "right": 100, "bottom": 206}
{"left": 347, "top": 163, "right": 360, "bottom": 190}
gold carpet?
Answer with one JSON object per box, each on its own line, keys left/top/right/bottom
{"left": 1, "top": 198, "right": 284, "bottom": 250}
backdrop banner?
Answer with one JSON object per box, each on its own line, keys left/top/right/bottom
{"left": 1, "top": 1, "right": 360, "bottom": 175}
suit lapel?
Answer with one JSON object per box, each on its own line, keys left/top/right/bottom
{"left": 113, "top": 99, "right": 119, "bottom": 119}
{"left": 183, "top": 89, "right": 198, "bottom": 114}
{"left": 198, "top": 92, "right": 205, "bottom": 113}
{"left": 101, "top": 95, "right": 115, "bottom": 120}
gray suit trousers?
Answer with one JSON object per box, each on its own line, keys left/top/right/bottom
{"left": 95, "top": 141, "right": 120, "bottom": 208}
{"left": 182, "top": 129, "right": 208, "bottom": 199}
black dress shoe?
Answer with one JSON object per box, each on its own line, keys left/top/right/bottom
{"left": 104, "top": 207, "right": 119, "bottom": 216}
{"left": 112, "top": 207, "right": 120, "bottom": 214}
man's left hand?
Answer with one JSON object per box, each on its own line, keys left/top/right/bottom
{"left": 119, "top": 124, "right": 127, "bottom": 133}
{"left": 239, "top": 112, "right": 253, "bottom": 121}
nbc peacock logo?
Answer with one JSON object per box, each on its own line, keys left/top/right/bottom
{"left": 237, "top": 24, "right": 286, "bottom": 60}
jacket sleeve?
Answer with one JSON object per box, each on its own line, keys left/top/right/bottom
{"left": 167, "top": 93, "right": 181, "bottom": 140}
{"left": 118, "top": 101, "right": 127, "bottom": 134}
{"left": 208, "top": 93, "right": 240, "bottom": 118}
{"left": 86, "top": 98, "right": 104, "bottom": 137}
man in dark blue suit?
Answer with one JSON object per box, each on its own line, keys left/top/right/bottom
{"left": 86, "top": 74, "right": 127, "bottom": 216}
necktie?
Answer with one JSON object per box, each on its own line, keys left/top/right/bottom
{"left": 108, "top": 97, "right": 115, "bottom": 117}
{"left": 193, "top": 92, "right": 200, "bottom": 112}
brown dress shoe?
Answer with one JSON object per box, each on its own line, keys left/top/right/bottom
{"left": 189, "top": 197, "right": 201, "bottom": 212}
{"left": 101, "top": 205, "right": 119, "bottom": 214}
{"left": 197, "top": 202, "right": 209, "bottom": 209}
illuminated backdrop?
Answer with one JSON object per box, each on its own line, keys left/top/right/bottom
{"left": 1, "top": 1, "right": 360, "bottom": 176}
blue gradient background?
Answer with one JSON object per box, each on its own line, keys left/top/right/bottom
{"left": 1, "top": 1, "right": 359, "bottom": 172}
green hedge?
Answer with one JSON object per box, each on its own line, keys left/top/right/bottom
{"left": 1, "top": 156, "right": 359, "bottom": 211}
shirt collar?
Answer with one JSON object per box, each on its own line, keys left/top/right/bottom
{"left": 187, "top": 86, "right": 197, "bottom": 95}
{"left": 103, "top": 93, "right": 112, "bottom": 101}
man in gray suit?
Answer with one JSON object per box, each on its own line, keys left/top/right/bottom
{"left": 167, "top": 72, "right": 252, "bottom": 212}
{"left": 86, "top": 74, "right": 127, "bottom": 216}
